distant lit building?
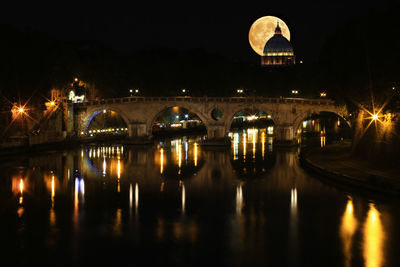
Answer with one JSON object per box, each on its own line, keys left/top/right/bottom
{"left": 68, "top": 79, "right": 87, "bottom": 103}
{"left": 261, "top": 22, "right": 295, "bottom": 66}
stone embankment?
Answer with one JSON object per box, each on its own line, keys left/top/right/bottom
{"left": 300, "top": 142, "right": 400, "bottom": 196}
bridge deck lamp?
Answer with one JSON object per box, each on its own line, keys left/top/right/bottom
{"left": 135, "top": 89, "right": 139, "bottom": 94}
{"left": 320, "top": 92, "right": 327, "bottom": 98}
{"left": 291, "top": 90, "right": 299, "bottom": 95}
{"left": 74, "top": 78, "right": 78, "bottom": 82}
{"left": 237, "top": 89, "right": 244, "bottom": 94}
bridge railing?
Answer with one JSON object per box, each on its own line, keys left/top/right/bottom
{"left": 74, "top": 96, "right": 336, "bottom": 107}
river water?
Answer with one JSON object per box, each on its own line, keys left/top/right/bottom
{"left": 1, "top": 128, "right": 399, "bottom": 267}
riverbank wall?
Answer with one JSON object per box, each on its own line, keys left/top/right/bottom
{"left": 300, "top": 143, "right": 400, "bottom": 197}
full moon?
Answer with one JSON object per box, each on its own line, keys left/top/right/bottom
{"left": 249, "top": 16, "right": 291, "bottom": 56}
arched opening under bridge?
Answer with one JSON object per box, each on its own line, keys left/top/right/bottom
{"left": 83, "top": 109, "right": 129, "bottom": 137}
{"left": 151, "top": 106, "right": 207, "bottom": 139}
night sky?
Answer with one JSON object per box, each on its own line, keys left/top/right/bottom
{"left": 0, "top": 0, "right": 388, "bottom": 63}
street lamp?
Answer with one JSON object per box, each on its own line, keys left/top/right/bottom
{"left": 291, "top": 90, "right": 299, "bottom": 95}
{"left": 129, "top": 88, "right": 140, "bottom": 96}
{"left": 320, "top": 92, "right": 327, "bottom": 98}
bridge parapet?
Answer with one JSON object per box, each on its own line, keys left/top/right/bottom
{"left": 75, "top": 96, "right": 336, "bottom": 107}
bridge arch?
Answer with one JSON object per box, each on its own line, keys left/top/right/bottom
{"left": 146, "top": 104, "right": 210, "bottom": 137}
{"left": 81, "top": 107, "right": 130, "bottom": 136}
{"left": 292, "top": 109, "right": 350, "bottom": 133}
{"left": 225, "top": 105, "right": 277, "bottom": 135}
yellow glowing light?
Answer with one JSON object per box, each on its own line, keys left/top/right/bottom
{"left": 18, "top": 107, "right": 24, "bottom": 113}
{"left": 74, "top": 78, "right": 78, "bottom": 82}
{"left": 243, "top": 133, "right": 247, "bottom": 161}
{"left": 19, "top": 178, "right": 24, "bottom": 194}
{"left": 194, "top": 143, "right": 198, "bottom": 167}
{"left": 340, "top": 198, "right": 358, "bottom": 267}
{"left": 249, "top": 16, "right": 291, "bottom": 56}
{"left": 181, "top": 182, "right": 185, "bottom": 214}
{"left": 160, "top": 148, "right": 164, "bottom": 174}
{"left": 252, "top": 128, "right": 256, "bottom": 159}
{"left": 51, "top": 175, "right": 55, "bottom": 208}
{"left": 236, "top": 184, "right": 243, "bottom": 215}
{"left": 135, "top": 183, "right": 139, "bottom": 215}
{"left": 261, "top": 132, "right": 265, "bottom": 160}
{"left": 50, "top": 101, "right": 55, "bottom": 106}
{"left": 363, "top": 203, "right": 384, "bottom": 267}
{"left": 178, "top": 144, "right": 182, "bottom": 169}
{"left": 372, "top": 114, "right": 378, "bottom": 120}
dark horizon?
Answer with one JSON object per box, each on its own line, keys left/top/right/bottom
{"left": 0, "top": 1, "right": 393, "bottom": 63}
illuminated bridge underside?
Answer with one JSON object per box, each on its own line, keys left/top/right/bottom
{"left": 70, "top": 97, "right": 347, "bottom": 144}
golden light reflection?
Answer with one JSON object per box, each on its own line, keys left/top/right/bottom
{"left": 194, "top": 143, "right": 198, "bottom": 167}
{"left": 252, "top": 128, "right": 256, "bottom": 159}
{"left": 236, "top": 184, "right": 243, "bottom": 215}
{"left": 320, "top": 135, "right": 326, "bottom": 148}
{"left": 290, "top": 188, "right": 297, "bottom": 210}
{"left": 178, "top": 143, "right": 182, "bottom": 169}
{"left": 243, "top": 133, "right": 247, "bottom": 161}
{"left": 51, "top": 174, "right": 55, "bottom": 208}
{"left": 261, "top": 132, "right": 265, "bottom": 160}
{"left": 363, "top": 203, "right": 385, "bottom": 267}
{"left": 181, "top": 182, "right": 186, "bottom": 214}
{"left": 74, "top": 178, "right": 79, "bottom": 229}
{"left": 117, "top": 158, "right": 121, "bottom": 193}
{"left": 340, "top": 198, "right": 358, "bottom": 267}
{"left": 113, "top": 208, "right": 122, "bottom": 236}
{"left": 160, "top": 148, "right": 164, "bottom": 174}
{"left": 129, "top": 183, "right": 133, "bottom": 215}
{"left": 135, "top": 183, "right": 139, "bottom": 216}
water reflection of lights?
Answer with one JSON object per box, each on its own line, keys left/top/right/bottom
{"left": 320, "top": 135, "right": 326, "bottom": 148}
{"left": 178, "top": 144, "right": 182, "bottom": 170}
{"left": 194, "top": 143, "right": 198, "bottom": 167}
{"left": 129, "top": 184, "right": 133, "bottom": 215}
{"left": 243, "top": 133, "right": 247, "bottom": 161}
{"left": 135, "top": 183, "right": 139, "bottom": 215}
{"left": 102, "top": 156, "right": 106, "bottom": 176}
{"left": 251, "top": 128, "right": 257, "bottom": 159}
{"left": 261, "top": 132, "right": 265, "bottom": 160}
{"left": 236, "top": 184, "right": 243, "bottom": 215}
{"left": 19, "top": 178, "right": 24, "bottom": 204}
{"left": 340, "top": 198, "right": 358, "bottom": 267}
{"left": 363, "top": 203, "right": 384, "bottom": 267}
{"left": 233, "top": 133, "right": 239, "bottom": 160}
{"left": 51, "top": 174, "right": 55, "bottom": 208}
{"left": 160, "top": 148, "right": 164, "bottom": 174}
{"left": 181, "top": 182, "right": 186, "bottom": 214}
{"left": 290, "top": 188, "right": 297, "bottom": 209}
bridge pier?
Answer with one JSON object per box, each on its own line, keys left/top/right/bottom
{"left": 128, "top": 123, "right": 152, "bottom": 144}
{"left": 203, "top": 124, "right": 230, "bottom": 146}
{"left": 275, "top": 125, "right": 297, "bottom": 146}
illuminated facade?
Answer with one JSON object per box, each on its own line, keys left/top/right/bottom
{"left": 261, "top": 22, "right": 295, "bottom": 66}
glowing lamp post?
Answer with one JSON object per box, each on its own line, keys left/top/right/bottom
{"left": 320, "top": 92, "right": 327, "bottom": 98}
{"left": 291, "top": 90, "right": 299, "bottom": 95}
{"left": 129, "top": 88, "right": 139, "bottom": 96}
{"left": 236, "top": 89, "right": 245, "bottom": 96}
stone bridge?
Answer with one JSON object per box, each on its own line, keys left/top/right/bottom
{"left": 67, "top": 96, "right": 347, "bottom": 144}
